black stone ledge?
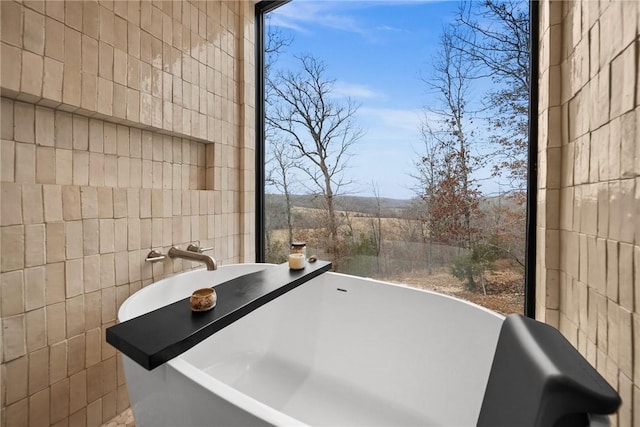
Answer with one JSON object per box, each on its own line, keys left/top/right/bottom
{"left": 106, "top": 260, "right": 332, "bottom": 370}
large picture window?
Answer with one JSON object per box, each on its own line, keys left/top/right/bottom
{"left": 256, "top": 0, "right": 537, "bottom": 317}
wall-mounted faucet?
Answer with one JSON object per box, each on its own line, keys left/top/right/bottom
{"left": 168, "top": 245, "right": 217, "bottom": 271}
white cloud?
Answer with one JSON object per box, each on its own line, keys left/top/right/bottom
{"left": 269, "top": 0, "right": 441, "bottom": 37}
{"left": 359, "top": 107, "right": 423, "bottom": 133}
{"left": 374, "top": 25, "right": 407, "bottom": 33}
{"left": 332, "top": 82, "right": 382, "bottom": 99}
{"left": 268, "top": 14, "right": 309, "bottom": 33}
{"left": 271, "top": 1, "right": 367, "bottom": 35}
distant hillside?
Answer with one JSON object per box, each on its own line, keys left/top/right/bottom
{"left": 265, "top": 192, "right": 524, "bottom": 219}
{"left": 265, "top": 193, "right": 414, "bottom": 217}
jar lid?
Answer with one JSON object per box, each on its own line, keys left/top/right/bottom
{"left": 291, "top": 242, "right": 306, "bottom": 247}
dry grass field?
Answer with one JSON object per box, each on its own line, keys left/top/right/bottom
{"left": 268, "top": 204, "right": 524, "bottom": 315}
{"left": 392, "top": 267, "right": 524, "bottom": 315}
{"left": 269, "top": 206, "right": 421, "bottom": 243}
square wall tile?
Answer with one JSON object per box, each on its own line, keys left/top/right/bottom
{"left": 24, "top": 266, "right": 45, "bottom": 311}
{"left": 55, "top": 149, "right": 73, "bottom": 185}
{"left": 45, "top": 223, "right": 65, "bottom": 265}
{"left": 65, "top": 258, "right": 84, "bottom": 298}
{"left": 29, "top": 388, "right": 50, "bottom": 427}
{"left": 83, "top": 218, "right": 100, "bottom": 256}
{"left": 84, "top": 291, "right": 101, "bottom": 331}
{"left": 1, "top": 270, "right": 24, "bottom": 316}
{"left": 1, "top": 1, "right": 24, "bottom": 48}
{"left": 28, "top": 347, "right": 49, "bottom": 395}
{"left": 45, "top": 16, "right": 64, "bottom": 60}
{"left": 1, "top": 225, "right": 25, "bottom": 272}
{"left": 36, "top": 147, "right": 56, "bottom": 184}
{"left": 1, "top": 139, "right": 15, "bottom": 182}
{"left": 45, "top": 262, "right": 66, "bottom": 304}
{"left": 22, "top": 184, "right": 44, "bottom": 224}
{"left": 25, "top": 307, "right": 46, "bottom": 352}
{"left": 65, "top": 220, "right": 84, "bottom": 260}
{"left": 46, "top": 302, "right": 66, "bottom": 345}
{"left": 15, "top": 143, "right": 36, "bottom": 183}
{"left": 62, "top": 185, "right": 82, "bottom": 221}
{"left": 3, "top": 314, "right": 26, "bottom": 361}
{"left": 49, "top": 340, "right": 67, "bottom": 386}
{"left": 42, "top": 185, "right": 63, "bottom": 223}
{"left": 1, "top": 43, "right": 22, "bottom": 96}
{"left": 1, "top": 183, "right": 23, "bottom": 226}
{"left": 4, "top": 356, "right": 28, "bottom": 404}
{"left": 67, "top": 333, "right": 85, "bottom": 374}
{"left": 50, "top": 378, "right": 70, "bottom": 424}
{"left": 35, "top": 107, "right": 55, "bottom": 147}
{"left": 20, "top": 50, "right": 43, "bottom": 100}
{"left": 4, "top": 399, "right": 28, "bottom": 427}
{"left": 24, "top": 224, "right": 45, "bottom": 267}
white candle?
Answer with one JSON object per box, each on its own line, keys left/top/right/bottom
{"left": 288, "top": 253, "right": 306, "bottom": 270}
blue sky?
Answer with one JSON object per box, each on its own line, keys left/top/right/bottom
{"left": 267, "top": 0, "right": 465, "bottom": 199}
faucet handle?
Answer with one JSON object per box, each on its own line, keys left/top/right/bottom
{"left": 145, "top": 250, "right": 166, "bottom": 262}
{"left": 186, "top": 243, "right": 213, "bottom": 253}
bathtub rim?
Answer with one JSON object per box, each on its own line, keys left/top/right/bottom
{"left": 119, "top": 264, "right": 505, "bottom": 324}
{"left": 326, "top": 270, "right": 506, "bottom": 322}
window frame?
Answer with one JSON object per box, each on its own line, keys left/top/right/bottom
{"left": 524, "top": 1, "right": 539, "bottom": 318}
{"left": 255, "top": 0, "right": 290, "bottom": 264}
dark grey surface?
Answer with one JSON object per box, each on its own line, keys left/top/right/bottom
{"left": 477, "top": 314, "right": 620, "bottom": 427}
{"left": 107, "top": 261, "right": 332, "bottom": 370}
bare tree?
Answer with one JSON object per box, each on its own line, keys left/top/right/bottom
{"left": 265, "top": 137, "right": 299, "bottom": 249}
{"left": 368, "top": 182, "right": 384, "bottom": 275}
{"left": 419, "top": 30, "right": 484, "bottom": 289}
{"left": 267, "top": 54, "right": 363, "bottom": 261}
{"left": 445, "top": 0, "right": 529, "bottom": 294}
{"left": 265, "top": 18, "right": 292, "bottom": 101}
{"left": 264, "top": 17, "right": 294, "bottom": 262}
{"left": 412, "top": 130, "right": 442, "bottom": 275}
{"left": 452, "top": 0, "right": 530, "bottom": 191}
{"left": 478, "top": 192, "right": 526, "bottom": 268}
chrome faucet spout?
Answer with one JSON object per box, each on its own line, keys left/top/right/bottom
{"left": 168, "top": 246, "right": 217, "bottom": 270}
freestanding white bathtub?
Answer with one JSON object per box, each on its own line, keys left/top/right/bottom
{"left": 118, "top": 263, "right": 508, "bottom": 426}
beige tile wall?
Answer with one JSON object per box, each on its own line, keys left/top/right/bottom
{"left": 537, "top": 1, "right": 639, "bottom": 425}
{"left": 0, "top": 1, "right": 257, "bottom": 426}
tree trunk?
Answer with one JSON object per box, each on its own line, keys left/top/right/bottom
{"left": 284, "top": 191, "right": 293, "bottom": 248}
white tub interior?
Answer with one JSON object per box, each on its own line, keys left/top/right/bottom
{"left": 154, "top": 267, "right": 505, "bottom": 426}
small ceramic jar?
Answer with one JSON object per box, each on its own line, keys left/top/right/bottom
{"left": 190, "top": 288, "right": 217, "bottom": 312}
{"left": 289, "top": 242, "right": 307, "bottom": 270}
{"left": 288, "top": 253, "right": 306, "bottom": 270}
